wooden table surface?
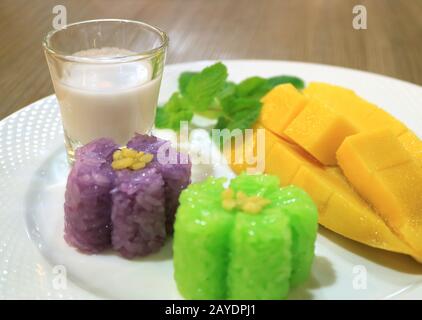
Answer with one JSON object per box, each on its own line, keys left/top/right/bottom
{"left": 0, "top": 0, "right": 421, "bottom": 120}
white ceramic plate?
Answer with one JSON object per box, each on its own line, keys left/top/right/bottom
{"left": 1, "top": 60, "right": 422, "bottom": 300}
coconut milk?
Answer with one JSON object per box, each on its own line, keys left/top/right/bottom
{"left": 53, "top": 47, "right": 161, "bottom": 158}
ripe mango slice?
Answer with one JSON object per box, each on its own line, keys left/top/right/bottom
{"left": 399, "top": 130, "right": 422, "bottom": 165}
{"left": 225, "top": 124, "right": 279, "bottom": 174}
{"left": 278, "top": 82, "right": 418, "bottom": 167}
{"left": 266, "top": 135, "right": 322, "bottom": 186}
{"left": 337, "top": 129, "right": 411, "bottom": 174}
{"left": 259, "top": 84, "right": 308, "bottom": 137}
{"left": 226, "top": 81, "right": 422, "bottom": 262}
{"left": 359, "top": 108, "right": 407, "bottom": 136}
{"left": 225, "top": 125, "right": 416, "bottom": 258}
{"left": 264, "top": 135, "right": 412, "bottom": 255}
{"left": 304, "top": 82, "right": 409, "bottom": 137}
{"left": 303, "top": 82, "right": 375, "bottom": 131}
{"left": 337, "top": 129, "right": 422, "bottom": 256}
{"left": 284, "top": 99, "right": 357, "bottom": 165}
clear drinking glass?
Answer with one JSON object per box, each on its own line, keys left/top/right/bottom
{"left": 43, "top": 19, "right": 168, "bottom": 163}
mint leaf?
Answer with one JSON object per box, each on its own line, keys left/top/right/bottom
{"left": 218, "top": 81, "right": 236, "bottom": 100}
{"left": 218, "top": 97, "right": 261, "bottom": 131}
{"left": 221, "top": 96, "right": 259, "bottom": 114}
{"left": 235, "top": 76, "right": 266, "bottom": 97}
{"left": 266, "top": 75, "right": 305, "bottom": 90}
{"left": 155, "top": 93, "right": 193, "bottom": 131}
{"left": 185, "top": 62, "right": 228, "bottom": 111}
{"left": 156, "top": 61, "right": 306, "bottom": 137}
{"left": 228, "top": 105, "right": 261, "bottom": 131}
{"left": 196, "top": 81, "right": 237, "bottom": 119}
{"left": 215, "top": 101, "right": 261, "bottom": 145}
{"left": 179, "top": 72, "right": 198, "bottom": 94}
{"left": 235, "top": 75, "right": 305, "bottom": 101}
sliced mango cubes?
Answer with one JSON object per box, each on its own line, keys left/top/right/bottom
{"left": 337, "top": 130, "right": 422, "bottom": 256}
{"left": 225, "top": 82, "right": 422, "bottom": 262}
{"left": 259, "top": 83, "right": 307, "bottom": 137}
{"left": 284, "top": 99, "right": 357, "bottom": 165}
{"left": 269, "top": 137, "right": 412, "bottom": 255}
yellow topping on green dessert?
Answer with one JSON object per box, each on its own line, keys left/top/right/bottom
{"left": 221, "top": 188, "right": 270, "bottom": 214}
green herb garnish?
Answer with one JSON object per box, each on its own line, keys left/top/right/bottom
{"left": 155, "top": 62, "right": 304, "bottom": 132}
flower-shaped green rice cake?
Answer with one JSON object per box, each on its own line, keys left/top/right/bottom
{"left": 173, "top": 173, "right": 318, "bottom": 300}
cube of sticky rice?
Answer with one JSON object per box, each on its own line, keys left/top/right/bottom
{"left": 226, "top": 208, "right": 292, "bottom": 299}
{"left": 230, "top": 174, "right": 318, "bottom": 288}
{"left": 173, "top": 178, "right": 234, "bottom": 299}
{"left": 228, "top": 170, "right": 282, "bottom": 196}
{"left": 64, "top": 138, "right": 118, "bottom": 253}
{"left": 157, "top": 161, "right": 191, "bottom": 233}
{"left": 111, "top": 168, "right": 166, "bottom": 258}
{"left": 75, "top": 137, "right": 119, "bottom": 161}
{"left": 127, "top": 134, "right": 191, "bottom": 233}
{"left": 271, "top": 186, "right": 318, "bottom": 286}
{"left": 127, "top": 133, "right": 168, "bottom": 155}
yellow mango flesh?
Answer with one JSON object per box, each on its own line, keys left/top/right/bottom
{"left": 225, "top": 124, "right": 417, "bottom": 258}
{"left": 265, "top": 135, "right": 412, "bottom": 254}
{"left": 303, "top": 82, "right": 375, "bottom": 131}
{"left": 263, "top": 82, "right": 392, "bottom": 166}
{"left": 265, "top": 135, "right": 322, "bottom": 185}
{"left": 304, "top": 82, "right": 409, "bottom": 137}
{"left": 337, "top": 130, "right": 422, "bottom": 256}
{"left": 359, "top": 108, "right": 407, "bottom": 136}
{"left": 337, "top": 129, "right": 411, "bottom": 173}
{"left": 303, "top": 83, "right": 422, "bottom": 164}
{"left": 226, "top": 82, "right": 422, "bottom": 261}
{"left": 225, "top": 124, "right": 279, "bottom": 175}
{"left": 284, "top": 99, "right": 357, "bottom": 165}
{"left": 259, "top": 84, "right": 308, "bottom": 137}
{"left": 399, "top": 130, "right": 422, "bottom": 165}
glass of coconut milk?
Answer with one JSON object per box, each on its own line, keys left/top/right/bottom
{"left": 43, "top": 19, "right": 168, "bottom": 163}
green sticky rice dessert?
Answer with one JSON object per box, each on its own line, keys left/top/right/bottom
{"left": 230, "top": 174, "right": 318, "bottom": 287}
{"left": 173, "top": 173, "right": 318, "bottom": 300}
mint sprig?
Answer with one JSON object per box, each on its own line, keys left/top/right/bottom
{"left": 155, "top": 93, "right": 193, "bottom": 131}
{"left": 155, "top": 62, "right": 304, "bottom": 133}
{"left": 185, "top": 62, "right": 228, "bottom": 111}
{"left": 216, "top": 97, "right": 262, "bottom": 131}
{"left": 179, "top": 72, "right": 198, "bottom": 94}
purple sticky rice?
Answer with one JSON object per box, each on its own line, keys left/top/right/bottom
{"left": 64, "top": 134, "right": 191, "bottom": 258}
{"left": 111, "top": 168, "right": 166, "bottom": 258}
{"left": 64, "top": 138, "right": 118, "bottom": 253}
{"left": 127, "top": 134, "right": 191, "bottom": 233}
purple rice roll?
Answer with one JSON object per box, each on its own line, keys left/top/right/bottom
{"left": 127, "top": 134, "right": 191, "bottom": 233}
{"left": 157, "top": 160, "right": 191, "bottom": 233}
{"left": 64, "top": 138, "right": 119, "bottom": 253}
{"left": 75, "top": 137, "right": 118, "bottom": 161}
{"left": 127, "top": 134, "right": 168, "bottom": 155}
{"left": 111, "top": 168, "right": 166, "bottom": 258}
